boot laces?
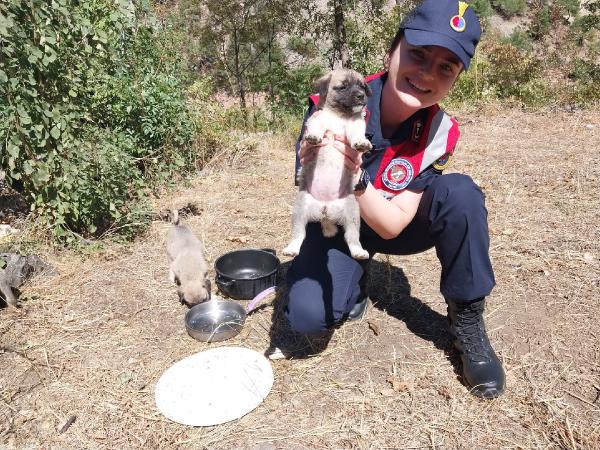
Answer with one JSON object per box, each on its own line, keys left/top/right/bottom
{"left": 454, "top": 308, "right": 492, "bottom": 363}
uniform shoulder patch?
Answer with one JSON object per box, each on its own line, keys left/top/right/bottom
{"left": 432, "top": 153, "right": 453, "bottom": 172}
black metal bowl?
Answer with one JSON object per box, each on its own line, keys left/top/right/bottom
{"left": 214, "top": 249, "right": 279, "bottom": 300}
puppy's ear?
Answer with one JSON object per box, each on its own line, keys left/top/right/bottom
{"left": 313, "top": 72, "right": 332, "bottom": 109}
{"left": 363, "top": 81, "right": 373, "bottom": 97}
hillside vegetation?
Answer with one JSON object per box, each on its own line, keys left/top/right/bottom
{"left": 1, "top": 0, "right": 599, "bottom": 244}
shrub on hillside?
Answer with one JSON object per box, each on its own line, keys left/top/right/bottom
{"left": 447, "top": 39, "right": 553, "bottom": 107}
{"left": 503, "top": 27, "right": 534, "bottom": 51}
{"left": 0, "top": 0, "right": 195, "bottom": 241}
{"left": 486, "top": 41, "right": 550, "bottom": 103}
{"left": 470, "top": 0, "right": 494, "bottom": 19}
{"left": 270, "top": 64, "right": 325, "bottom": 115}
{"left": 528, "top": 5, "right": 552, "bottom": 40}
{"left": 568, "top": 58, "right": 600, "bottom": 103}
{"left": 31, "top": 127, "right": 147, "bottom": 238}
{"left": 493, "top": 0, "right": 526, "bottom": 18}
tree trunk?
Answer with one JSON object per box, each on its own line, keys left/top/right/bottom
{"left": 332, "top": 0, "right": 350, "bottom": 68}
{"left": 267, "top": 23, "right": 275, "bottom": 125}
{"left": 232, "top": 27, "right": 248, "bottom": 125}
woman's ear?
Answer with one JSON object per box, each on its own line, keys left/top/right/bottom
{"left": 383, "top": 52, "right": 391, "bottom": 71}
{"left": 313, "top": 72, "right": 332, "bottom": 109}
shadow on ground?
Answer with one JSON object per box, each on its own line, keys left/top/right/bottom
{"left": 264, "top": 257, "right": 462, "bottom": 382}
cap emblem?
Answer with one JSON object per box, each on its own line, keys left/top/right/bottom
{"left": 449, "top": 1, "right": 469, "bottom": 33}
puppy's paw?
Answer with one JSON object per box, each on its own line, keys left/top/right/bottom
{"left": 349, "top": 245, "right": 369, "bottom": 260}
{"left": 351, "top": 138, "right": 372, "bottom": 153}
{"left": 304, "top": 133, "right": 323, "bottom": 145}
{"left": 282, "top": 243, "right": 301, "bottom": 257}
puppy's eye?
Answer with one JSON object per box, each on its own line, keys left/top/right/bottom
{"left": 175, "top": 277, "right": 181, "bottom": 286}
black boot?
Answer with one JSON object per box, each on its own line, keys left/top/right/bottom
{"left": 447, "top": 298, "right": 505, "bottom": 398}
{"left": 347, "top": 295, "right": 369, "bottom": 321}
{"left": 347, "top": 264, "right": 370, "bottom": 322}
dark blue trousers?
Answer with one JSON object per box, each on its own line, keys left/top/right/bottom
{"left": 285, "top": 173, "right": 496, "bottom": 335}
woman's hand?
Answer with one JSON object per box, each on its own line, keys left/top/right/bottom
{"left": 299, "top": 132, "right": 363, "bottom": 173}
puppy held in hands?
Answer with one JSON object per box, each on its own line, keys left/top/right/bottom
{"left": 283, "top": 69, "right": 372, "bottom": 259}
{"left": 166, "top": 209, "right": 211, "bottom": 306}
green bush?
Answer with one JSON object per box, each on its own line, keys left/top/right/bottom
{"left": 270, "top": 64, "right": 325, "bottom": 114}
{"left": 347, "top": 5, "right": 409, "bottom": 75}
{"left": 503, "top": 27, "right": 534, "bottom": 51}
{"left": 90, "top": 68, "right": 195, "bottom": 179}
{"left": 557, "top": 0, "right": 581, "bottom": 17}
{"left": 33, "top": 127, "right": 148, "bottom": 239}
{"left": 287, "top": 36, "right": 320, "bottom": 59}
{"left": 0, "top": 0, "right": 195, "bottom": 241}
{"left": 570, "top": 3, "right": 600, "bottom": 46}
{"left": 470, "top": 0, "right": 494, "bottom": 19}
{"left": 446, "top": 56, "right": 494, "bottom": 105}
{"left": 485, "top": 42, "right": 543, "bottom": 98}
{"left": 493, "top": 0, "right": 526, "bottom": 18}
{"left": 447, "top": 39, "right": 553, "bottom": 107}
{"left": 568, "top": 58, "right": 600, "bottom": 103}
{"left": 528, "top": 5, "right": 552, "bottom": 40}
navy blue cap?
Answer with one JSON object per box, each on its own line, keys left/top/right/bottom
{"left": 401, "top": 0, "right": 482, "bottom": 70}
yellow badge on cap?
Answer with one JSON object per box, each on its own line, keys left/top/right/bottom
{"left": 450, "top": 1, "right": 469, "bottom": 32}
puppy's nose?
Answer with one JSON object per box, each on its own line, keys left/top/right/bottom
{"left": 354, "top": 91, "right": 365, "bottom": 100}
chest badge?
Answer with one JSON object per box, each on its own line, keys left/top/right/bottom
{"left": 382, "top": 158, "right": 414, "bottom": 191}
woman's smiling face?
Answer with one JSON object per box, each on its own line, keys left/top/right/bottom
{"left": 385, "top": 36, "right": 463, "bottom": 112}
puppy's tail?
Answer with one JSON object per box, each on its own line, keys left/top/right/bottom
{"left": 170, "top": 207, "right": 180, "bottom": 226}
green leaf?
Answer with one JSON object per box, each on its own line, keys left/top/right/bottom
{"left": 7, "top": 143, "right": 19, "bottom": 157}
{"left": 50, "top": 126, "right": 61, "bottom": 139}
{"left": 23, "top": 160, "right": 34, "bottom": 175}
{"left": 32, "top": 165, "right": 50, "bottom": 186}
{"left": 0, "top": 70, "right": 7, "bottom": 83}
{"left": 0, "top": 14, "right": 14, "bottom": 37}
{"left": 42, "top": 52, "right": 57, "bottom": 65}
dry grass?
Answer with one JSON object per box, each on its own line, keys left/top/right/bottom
{"left": 1, "top": 108, "right": 599, "bottom": 449}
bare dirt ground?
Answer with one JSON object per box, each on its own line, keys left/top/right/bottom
{"left": 1, "top": 107, "right": 599, "bottom": 449}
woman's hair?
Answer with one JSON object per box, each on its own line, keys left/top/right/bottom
{"left": 388, "top": 28, "right": 405, "bottom": 55}
{"left": 384, "top": 29, "right": 404, "bottom": 69}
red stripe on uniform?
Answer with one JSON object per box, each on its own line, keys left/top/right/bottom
{"left": 364, "top": 72, "right": 386, "bottom": 83}
{"left": 372, "top": 105, "right": 445, "bottom": 194}
{"left": 446, "top": 117, "right": 460, "bottom": 154}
